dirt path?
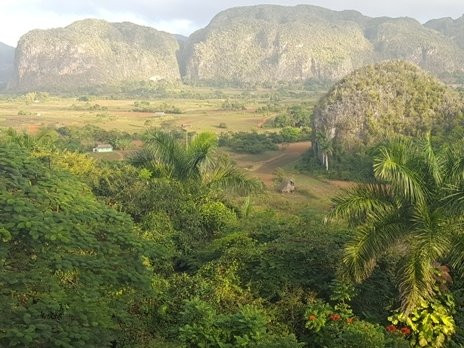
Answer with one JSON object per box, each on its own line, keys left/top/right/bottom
{"left": 232, "top": 141, "right": 311, "bottom": 186}
{"left": 255, "top": 142, "right": 310, "bottom": 174}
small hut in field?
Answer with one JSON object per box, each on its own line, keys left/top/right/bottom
{"left": 279, "top": 179, "right": 295, "bottom": 193}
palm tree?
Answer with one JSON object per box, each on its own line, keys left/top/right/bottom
{"left": 131, "top": 131, "right": 262, "bottom": 194}
{"left": 328, "top": 135, "right": 464, "bottom": 311}
{"left": 316, "top": 131, "right": 333, "bottom": 171}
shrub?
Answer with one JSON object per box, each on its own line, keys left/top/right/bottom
{"left": 199, "top": 201, "right": 237, "bottom": 236}
{"left": 218, "top": 132, "right": 278, "bottom": 154}
{"left": 179, "top": 299, "right": 302, "bottom": 347}
{"left": 317, "top": 321, "right": 386, "bottom": 348}
{"left": 388, "top": 293, "right": 456, "bottom": 348}
{"left": 221, "top": 99, "right": 246, "bottom": 111}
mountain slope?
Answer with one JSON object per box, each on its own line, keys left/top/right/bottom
{"left": 0, "top": 42, "right": 15, "bottom": 88}
{"left": 425, "top": 16, "right": 464, "bottom": 49}
{"left": 182, "top": 5, "right": 464, "bottom": 85}
{"left": 366, "top": 17, "right": 464, "bottom": 74}
{"left": 15, "top": 19, "right": 181, "bottom": 91}
{"left": 182, "top": 5, "right": 374, "bottom": 84}
{"left": 312, "top": 61, "right": 464, "bottom": 150}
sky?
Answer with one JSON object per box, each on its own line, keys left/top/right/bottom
{"left": 0, "top": 0, "right": 463, "bottom": 46}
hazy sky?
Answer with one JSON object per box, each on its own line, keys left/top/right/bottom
{"left": 0, "top": 0, "right": 463, "bottom": 46}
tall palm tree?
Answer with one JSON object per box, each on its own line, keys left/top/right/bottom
{"left": 328, "top": 136, "right": 464, "bottom": 311}
{"left": 316, "top": 131, "right": 333, "bottom": 171}
{"left": 131, "top": 131, "right": 262, "bottom": 194}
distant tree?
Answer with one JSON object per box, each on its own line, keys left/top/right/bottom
{"left": 316, "top": 131, "right": 333, "bottom": 171}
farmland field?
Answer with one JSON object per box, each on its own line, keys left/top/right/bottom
{"left": 0, "top": 88, "right": 321, "bottom": 133}
{"left": 0, "top": 88, "right": 347, "bottom": 210}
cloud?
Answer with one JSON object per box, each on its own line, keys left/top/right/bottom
{"left": 0, "top": 0, "right": 463, "bottom": 46}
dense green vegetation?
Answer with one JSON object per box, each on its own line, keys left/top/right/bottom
{"left": 219, "top": 128, "right": 310, "bottom": 154}
{"left": 271, "top": 104, "right": 313, "bottom": 128}
{"left": 2, "top": 56, "right": 464, "bottom": 347}
{"left": 2, "top": 120, "right": 463, "bottom": 347}
{"left": 313, "top": 61, "right": 464, "bottom": 151}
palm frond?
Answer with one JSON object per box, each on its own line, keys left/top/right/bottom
{"left": 342, "top": 208, "right": 405, "bottom": 283}
{"left": 446, "top": 219, "right": 464, "bottom": 274}
{"left": 186, "top": 132, "right": 217, "bottom": 180}
{"left": 398, "top": 206, "right": 451, "bottom": 311}
{"left": 419, "top": 133, "right": 444, "bottom": 187}
{"left": 328, "top": 183, "right": 396, "bottom": 225}
{"left": 145, "top": 132, "right": 189, "bottom": 180}
{"left": 202, "top": 157, "right": 263, "bottom": 195}
{"left": 374, "top": 141, "right": 426, "bottom": 205}
{"left": 397, "top": 249, "right": 436, "bottom": 312}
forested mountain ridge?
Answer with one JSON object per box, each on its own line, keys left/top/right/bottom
{"left": 182, "top": 5, "right": 464, "bottom": 85}
{"left": 0, "top": 42, "right": 15, "bottom": 89}
{"left": 7, "top": 5, "right": 464, "bottom": 90}
{"left": 425, "top": 15, "right": 464, "bottom": 49}
{"left": 13, "top": 19, "right": 181, "bottom": 91}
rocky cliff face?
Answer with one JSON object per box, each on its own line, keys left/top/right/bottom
{"left": 15, "top": 19, "right": 181, "bottom": 91}
{"left": 182, "top": 5, "right": 464, "bottom": 85}
{"left": 0, "top": 42, "right": 15, "bottom": 89}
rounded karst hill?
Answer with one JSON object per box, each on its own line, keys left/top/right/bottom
{"left": 14, "top": 19, "right": 181, "bottom": 91}
{"left": 312, "top": 61, "right": 464, "bottom": 150}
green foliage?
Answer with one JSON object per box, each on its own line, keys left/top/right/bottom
{"left": 53, "top": 124, "right": 135, "bottom": 152}
{"left": 133, "top": 101, "right": 182, "bottom": 114}
{"left": 219, "top": 132, "right": 279, "bottom": 154}
{"left": 132, "top": 131, "right": 261, "bottom": 194}
{"left": 219, "top": 129, "right": 310, "bottom": 154}
{"left": 179, "top": 299, "right": 302, "bottom": 347}
{"left": 17, "top": 110, "right": 37, "bottom": 116}
{"left": 0, "top": 142, "right": 150, "bottom": 347}
{"left": 194, "top": 211, "right": 349, "bottom": 301}
{"left": 304, "top": 285, "right": 406, "bottom": 348}
{"left": 300, "top": 146, "right": 374, "bottom": 181}
{"left": 272, "top": 104, "right": 312, "bottom": 128}
{"left": 3, "top": 117, "right": 461, "bottom": 347}
{"left": 221, "top": 98, "right": 246, "bottom": 111}
{"left": 280, "top": 127, "right": 308, "bottom": 143}
{"left": 316, "top": 320, "right": 387, "bottom": 348}
{"left": 388, "top": 293, "right": 456, "bottom": 348}
{"left": 199, "top": 201, "right": 237, "bottom": 236}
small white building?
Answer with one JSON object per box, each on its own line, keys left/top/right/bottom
{"left": 154, "top": 112, "right": 166, "bottom": 117}
{"left": 93, "top": 144, "right": 113, "bottom": 153}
